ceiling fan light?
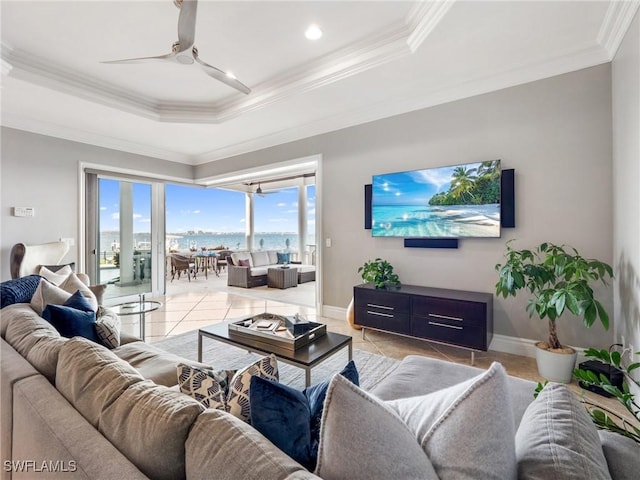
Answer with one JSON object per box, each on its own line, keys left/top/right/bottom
{"left": 305, "top": 24, "right": 322, "bottom": 40}
{"left": 226, "top": 71, "right": 236, "bottom": 79}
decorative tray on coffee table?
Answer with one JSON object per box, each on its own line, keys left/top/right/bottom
{"left": 228, "top": 313, "right": 326, "bottom": 352}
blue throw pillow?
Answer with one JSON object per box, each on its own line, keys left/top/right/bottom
{"left": 250, "top": 361, "right": 359, "bottom": 470}
{"left": 64, "top": 290, "right": 95, "bottom": 312}
{"left": 277, "top": 252, "right": 290, "bottom": 264}
{"left": 42, "top": 304, "right": 99, "bottom": 343}
{"left": 0, "top": 275, "right": 42, "bottom": 309}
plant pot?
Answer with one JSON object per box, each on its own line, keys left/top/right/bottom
{"left": 534, "top": 341, "right": 577, "bottom": 383}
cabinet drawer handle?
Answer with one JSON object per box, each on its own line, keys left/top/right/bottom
{"left": 428, "top": 321, "right": 463, "bottom": 330}
{"left": 367, "top": 311, "right": 394, "bottom": 318}
{"left": 367, "top": 303, "right": 394, "bottom": 310}
{"left": 428, "top": 313, "right": 463, "bottom": 322}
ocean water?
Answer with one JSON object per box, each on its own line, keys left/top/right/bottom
{"left": 371, "top": 204, "right": 500, "bottom": 238}
{"left": 99, "top": 232, "right": 309, "bottom": 255}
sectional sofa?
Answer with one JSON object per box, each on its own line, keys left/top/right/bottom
{"left": 2, "top": 300, "right": 638, "bottom": 479}
{"left": 226, "top": 250, "right": 315, "bottom": 288}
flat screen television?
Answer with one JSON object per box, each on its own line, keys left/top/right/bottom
{"left": 371, "top": 160, "right": 501, "bottom": 238}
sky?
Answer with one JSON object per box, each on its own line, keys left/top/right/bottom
{"left": 372, "top": 161, "right": 483, "bottom": 206}
{"left": 99, "top": 179, "right": 316, "bottom": 234}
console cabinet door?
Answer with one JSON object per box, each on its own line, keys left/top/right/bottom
{"left": 354, "top": 288, "right": 411, "bottom": 334}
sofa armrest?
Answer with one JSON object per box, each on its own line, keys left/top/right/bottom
{"left": 119, "top": 331, "right": 143, "bottom": 345}
{"left": 227, "top": 265, "right": 251, "bottom": 288}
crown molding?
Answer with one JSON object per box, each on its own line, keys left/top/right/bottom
{"left": 195, "top": 42, "right": 611, "bottom": 164}
{"left": 1, "top": 3, "right": 453, "bottom": 125}
{"left": 597, "top": 0, "right": 640, "bottom": 59}
{"left": 406, "top": 0, "right": 456, "bottom": 53}
{"left": 1, "top": 113, "right": 194, "bottom": 164}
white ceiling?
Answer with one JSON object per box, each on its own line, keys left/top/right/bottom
{"left": 1, "top": 1, "right": 638, "bottom": 166}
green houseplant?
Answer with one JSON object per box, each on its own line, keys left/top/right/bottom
{"left": 574, "top": 346, "right": 640, "bottom": 444}
{"left": 358, "top": 258, "right": 400, "bottom": 289}
{"left": 495, "top": 240, "right": 613, "bottom": 382}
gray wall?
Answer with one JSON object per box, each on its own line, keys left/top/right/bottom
{"left": 1, "top": 64, "right": 615, "bottom": 350}
{"left": 199, "top": 64, "right": 615, "bottom": 350}
{"left": 0, "top": 128, "right": 192, "bottom": 280}
{"left": 613, "top": 10, "right": 640, "bottom": 354}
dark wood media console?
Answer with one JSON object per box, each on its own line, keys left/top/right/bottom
{"left": 353, "top": 283, "right": 493, "bottom": 364}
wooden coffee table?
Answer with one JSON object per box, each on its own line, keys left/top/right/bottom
{"left": 198, "top": 321, "right": 352, "bottom": 387}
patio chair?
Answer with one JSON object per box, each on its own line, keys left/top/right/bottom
{"left": 215, "top": 250, "right": 232, "bottom": 274}
{"left": 170, "top": 254, "right": 197, "bottom": 282}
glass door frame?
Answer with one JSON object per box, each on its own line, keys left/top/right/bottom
{"left": 80, "top": 165, "right": 166, "bottom": 303}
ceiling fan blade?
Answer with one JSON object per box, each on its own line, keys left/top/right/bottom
{"left": 101, "top": 52, "right": 175, "bottom": 64}
{"left": 194, "top": 55, "right": 251, "bottom": 95}
{"left": 176, "top": 0, "right": 198, "bottom": 53}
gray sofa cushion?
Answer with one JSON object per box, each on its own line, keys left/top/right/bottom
{"left": 4, "top": 304, "right": 61, "bottom": 357}
{"left": 56, "top": 337, "right": 145, "bottom": 427}
{"left": 186, "top": 409, "right": 321, "bottom": 480}
{"left": 112, "top": 341, "right": 211, "bottom": 387}
{"left": 12, "top": 375, "right": 148, "bottom": 480}
{"left": 25, "top": 335, "right": 67, "bottom": 381}
{"left": 515, "top": 382, "right": 612, "bottom": 480}
{"left": 599, "top": 430, "right": 640, "bottom": 480}
{"left": 101, "top": 380, "right": 205, "bottom": 480}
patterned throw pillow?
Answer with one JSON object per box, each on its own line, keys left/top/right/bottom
{"left": 227, "top": 354, "right": 279, "bottom": 422}
{"left": 178, "top": 364, "right": 236, "bottom": 410}
{"left": 0, "top": 275, "right": 41, "bottom": 309}
{"left": 178, "top": 354, "right": 278, "bottom": 423}
{"left": 95, "top": 306, "right": 121, "bottom": 349}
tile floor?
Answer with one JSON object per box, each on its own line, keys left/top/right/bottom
{"left": 118, "top": 281, "right": 634, "bottom": 424}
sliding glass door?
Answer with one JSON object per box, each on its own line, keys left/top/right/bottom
{"left": 86, "top": 173, "right": 165, "bottom": 302}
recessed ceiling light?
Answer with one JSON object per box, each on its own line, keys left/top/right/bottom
{"left": 305, "top": 24, "right": 322, "bottom": 40}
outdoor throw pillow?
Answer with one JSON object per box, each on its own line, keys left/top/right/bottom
{"left": 515, "top": 382, "right": 612, "bottom": 480}
{"left": 178, "top": 354, "right": 279, "bottom": 423}
{"left": 249, "top": 360, "right": 359, "bottom": 471}
{"left": 0, "top": 274, "right": 41, "bottom": 309}
{"left": 238, "top": 259, "right": 251, "bottom": 267}
{"left": 277, "top": 252, "right": 290, "bottom": 264}
{"left": 95, "top": 306, "right": 122, "bottom": 349}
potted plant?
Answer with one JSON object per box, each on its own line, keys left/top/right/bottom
{"left": 358, "top": 258, "right": 401, "bottom": 289}
{"left": 495, "top": 241, "right": 613, "bottom": 383}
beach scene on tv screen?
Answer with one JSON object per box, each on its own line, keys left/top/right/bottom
{"left": 372, "top": 160, "right": 501, "bottom": 238}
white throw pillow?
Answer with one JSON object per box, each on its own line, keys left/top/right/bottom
{"left": 38, "top": 265, "right": 72, "bottom": 286}
{"left": 59, "top": 273, "right": 98, "bottom": 311}
{"left": 30, "top": 279, "right": 72, "bottom": 315}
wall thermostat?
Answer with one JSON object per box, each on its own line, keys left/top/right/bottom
{"left": 13, "top": 207, "right": 35, "bottom": 217}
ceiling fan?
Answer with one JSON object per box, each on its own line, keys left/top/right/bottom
{"left": 102, "top": 0, "right": 250, "bottom": 95}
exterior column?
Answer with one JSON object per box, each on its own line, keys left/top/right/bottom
{"left": 298, "top": 184, "right": 308, "bottom": 263}
{"left": 245, "top": 193, "right": 254, "bottom": 251}
{"left": 118, "top": 182, "right": 135, "bottom": 285}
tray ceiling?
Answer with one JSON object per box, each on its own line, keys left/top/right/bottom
{"left": 1, "top": 1, "right": 638, "bottom": 165}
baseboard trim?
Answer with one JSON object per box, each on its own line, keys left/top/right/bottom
{"left": 322, "top": 305, "right": 346, "bottom": 320}
{"left": 322, "top": 304, "right": 587, "bottom": 361}
{"left": 489, "top": 334, "right": 587, "bottom": 360}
